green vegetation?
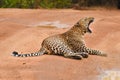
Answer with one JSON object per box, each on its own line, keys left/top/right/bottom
{"left": 0, "top": 0, "right": 120, "bottom": 9}
{"left": 0, "top": 0, "right": 35, "bottom": 8}
{"left": 39, "top": 0, "right": 72, "bottom": 8}
{"left": 0, "top": 0, "right": 72, "bottom": 8}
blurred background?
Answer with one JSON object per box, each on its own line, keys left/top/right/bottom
{"left": 0, "top": 0, "right": 120, "bottom": 9}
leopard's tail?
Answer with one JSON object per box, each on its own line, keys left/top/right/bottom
{"left": 81, "top": 45, "right": 107, "bottom": 57}
{"left": 11, "top": 48, "right": 47, "bottom": 57}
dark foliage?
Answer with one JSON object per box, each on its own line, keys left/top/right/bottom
{"left": 0, "top": 0, "right": 119, "bottom": 9}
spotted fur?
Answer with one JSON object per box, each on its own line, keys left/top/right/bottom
{"left": 12, "top": 17, "right": 107, "bottom": 59}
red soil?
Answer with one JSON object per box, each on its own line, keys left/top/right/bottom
{"left": 0, "top": 9, "right": 120, "bottom": 80}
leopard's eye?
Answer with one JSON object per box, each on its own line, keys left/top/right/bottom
{"left": 83, "top": 30, "right": 86, "bottom": 33}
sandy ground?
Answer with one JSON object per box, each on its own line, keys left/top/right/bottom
{"left": 0, "top": 9, "right": 120, "bottom": 80}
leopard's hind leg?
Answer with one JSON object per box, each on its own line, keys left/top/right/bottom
{"left": 64, "top": 51, "right": 88, "bottom": 59}
{"left": 80, "top": 52, "right": 89, "bottom": 58}
{"left": 64, "top": 52, "right": 82, "bottom": 59}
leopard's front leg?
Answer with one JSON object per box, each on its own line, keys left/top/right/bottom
{"left": 80, "top": 44, "right": 107, "bottom": 57}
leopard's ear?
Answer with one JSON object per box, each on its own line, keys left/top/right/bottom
{"left": 74, "top": 22, "right": 80, "bottom": 27}
{"left": 74, "top": 22, "right": 79, "bottom": 27}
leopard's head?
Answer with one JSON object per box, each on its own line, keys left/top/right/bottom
{"left": 75, "top": 17, "right": 94, "bottom": 34}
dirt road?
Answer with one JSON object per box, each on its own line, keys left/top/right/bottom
{"left": 0, "top": 9, "right": 120, "bottom": 80}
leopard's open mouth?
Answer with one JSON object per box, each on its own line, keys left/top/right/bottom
{"left": 87, "top": 19, "right": 94, "bottom": 33}
{"left": 88, "top": 19, "right": 94, "bottom": 26}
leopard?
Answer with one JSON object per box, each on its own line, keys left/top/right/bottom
{"left": 12, "top": 17, "right": 107, "bottom": 59}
